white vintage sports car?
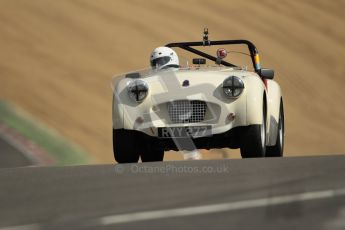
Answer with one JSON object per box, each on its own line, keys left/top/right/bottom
{"left": 112, "top": 29, "right": 284, "bottom": 163}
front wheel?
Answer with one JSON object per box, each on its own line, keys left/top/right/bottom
{"left": 266, "top": 101, "right": 284, "bottom": 157}
{"left": 240, "top": 106, "right": 266, "bottom": 158}
{"left": 141, "top": 150, "right": 164, "bottom": 162}
{"left": 113, "top": 129, "right": 140, "bottom": 163}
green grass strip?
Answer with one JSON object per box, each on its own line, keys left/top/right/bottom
{"left": 0, "top": 100, "right": 92, "bottom": 165}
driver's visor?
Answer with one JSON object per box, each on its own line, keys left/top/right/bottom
{"left": 150, "top": 56, "right": 171, "bottom": 68}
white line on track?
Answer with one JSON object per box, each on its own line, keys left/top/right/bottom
{"left": 1, "top": 188, "right": 345, "bottom": 229}
{"left": 100, "top": 188, "right": 345, "bottom": 225}
{"left": 0, "top": 224, "right": 40, "bottom": 230}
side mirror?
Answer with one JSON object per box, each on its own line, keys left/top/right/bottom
{"left": 259, "top": 68, "right": 274, "bottom": 79}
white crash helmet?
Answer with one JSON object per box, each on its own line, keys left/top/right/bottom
{"left": 150, "top": 47, "right": 179, "bottom": 70}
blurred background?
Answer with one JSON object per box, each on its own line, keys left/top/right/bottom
{"left": 0, "top": 0, "right": 344, "bottom": 164}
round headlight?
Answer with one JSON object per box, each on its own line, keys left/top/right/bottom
{"left": 222, "top": 76, "right": 244, "bottom": 98}
{"left": 127, "top": 80, "right": 149, "bottom": 102}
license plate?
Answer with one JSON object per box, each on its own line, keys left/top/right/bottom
{"left": 158, "top": 126, "right": 212, "bottom": 138}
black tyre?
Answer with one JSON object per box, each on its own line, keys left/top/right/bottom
{"left": 266, "top": 101, "right": 284, "bottom": 157}
{"left": 141, "top": 150, "right": 164, "bottom": 162}
{"left": 113, "top": 129, "right": 140, "bottom": 163}
{"left": 240, "top": 104, "right": 266, "bottom": 158}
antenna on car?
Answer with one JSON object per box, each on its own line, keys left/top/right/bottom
{"left": 203, "top": 28, "right": 210, "bottom": 46}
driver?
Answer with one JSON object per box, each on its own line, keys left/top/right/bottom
{"left": 150, "top": 47, "right": 179, "bottom": 70}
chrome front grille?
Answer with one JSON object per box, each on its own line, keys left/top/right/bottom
{"left": 167, "top": 100, "right": 207, "bottom": 123}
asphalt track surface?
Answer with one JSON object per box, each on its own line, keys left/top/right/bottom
{"left": 0, "top": 136, "right": 32, "bottom": 168}
{"left": 1, "top": 155, "right": 345, "bottom": 230}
